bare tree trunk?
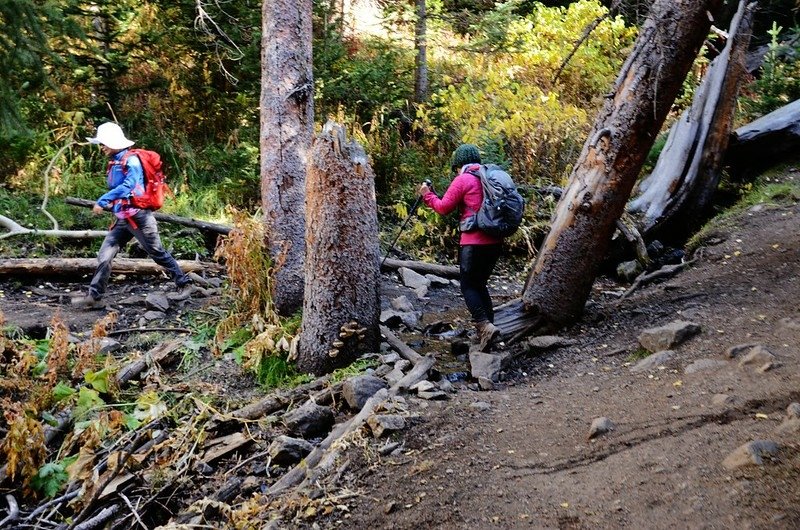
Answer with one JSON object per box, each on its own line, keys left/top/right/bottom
{"left": 518, "top": 0, "right": 722, "bottom": 328}
{"left": 414, "top": 0, "right": 429, "bottom": 103}
{"left": 296, "top": 122, "right": 381, "bottom": 375}
{"left": 629, "top": 0, "right": 756, "bottom": 241}
{"left": 260, "top": 0, "right": 313, "bottom": 315}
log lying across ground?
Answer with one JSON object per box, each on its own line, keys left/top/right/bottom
{"left": 726, "top": 98, "right": 800, "bottom": 179}
{"left": 0, "top": 258, "right": 222, "bottom": 276}
{"left": 380, "top": 257, "right": 460, "bottom": 278}
{"left": 65, "top": 197, "right": 232, "bottom": 235}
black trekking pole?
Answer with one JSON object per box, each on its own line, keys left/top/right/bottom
{"left": 381, "top": 179, "right": 431, "bottom": 269}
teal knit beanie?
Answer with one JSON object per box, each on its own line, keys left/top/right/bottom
{"left": 451, "top": 144, "right": 481, "bottom": 169}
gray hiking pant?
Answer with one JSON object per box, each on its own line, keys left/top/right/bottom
{"left": 89, "top": 210, "right": 189, "bottom": 300}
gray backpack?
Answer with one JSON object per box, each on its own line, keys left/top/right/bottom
{"left": 460, "top": 164, "right": 525, "bottom": 238}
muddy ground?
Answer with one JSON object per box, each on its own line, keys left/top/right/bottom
{"left": 1, "top": 184, "right": 798, "bottom": 529}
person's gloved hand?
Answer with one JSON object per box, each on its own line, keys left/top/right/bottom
{"left": 417, "top": 182, "right": 431, "bottom": 196}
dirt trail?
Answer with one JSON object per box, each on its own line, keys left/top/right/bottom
{"left": 339, "top": 201, "right": 800, "bottom": 529}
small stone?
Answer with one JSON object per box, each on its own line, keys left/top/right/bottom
{"left": 786, "top": 403, "right": 800, "bottom": 420}
{"left": 342, "top": 375, "right": 388, "bottom": 411}
{"left": 385, "top": 366, "right": 406, "bottom": 386}
{"left": 469, "top": 351, "right": 511, "bottom": 382}
{"left": 478, "top": 376, "right": 496, "bottom": 391}
{"left": 722, "top": 440, "right": 780, "bottom": 470}
{"left": 398, "top": 267, "right": 431, "bottom": 291}
{"left": 470, "top": 401, "right": 491, "bottom": 412}
{"left": 379, "top": 441, "right": 401, "bottom": 456}
{"left": 410, "top": 380, "right": 436, "bottom": 393}
{"left": 738, "top": 345, "right": 776, "bottom": 369}
{"left": 390, "top": 295, "right": 415, "bottom": 312}
{"left": 145, "top": 292, "right": 170, "bottom": 312}
{"left": 588, "top": 417, "right": 616, "bottom": 439}
{"left": 684, "top": 359, "right": 729, "bottom": 374}
{"left": 143, "top": 310, "right": 166, "bottom": 321}
{"left": 118, "top": 295, "right": 145, "bottom": 306}
{"left": 712, "top": 394, "right": 734, "bottom": 407}
{"left": 384, "top": 501, "right": 397, "bottom": 514}
{"left": 638, "top": 321, "right": 700, "bottom": 352}
{"left": 418, "top": 390, "right": 448, "bottom": 400}
{"left": 283, "top": 402, "right": 335, "bottom": 439}
{"left": 524, "top": 335, "right": 577, "bottom": 350}
{"left": 367, "top": 414, "right": 406, "bottom": 438}
{"left": 373, "top": 364, "right": 392, "bottom": 377}
{"left": 630, "top": 350, "right": 676, "bottom": 373}
{"left": 437, "top": 378, "right": 454, "bottom": 393}
{"left": 268, "top": 435, "right": 313, "bottom": 466}
{"left": 424, "top": 274, "right": 450, "bottom": 287}
{"left": 756, "top": 361, "right": 779, "bottom": 373}
{"left": 774, "top": 419, "right": 800, "bottom": 437}
{"left": 617, "top": 260, "right": 642, "bottom": 282}
{"left": 725, "top": 343, "right": 760, "bottom": 359}
{"left": 381, "top": 352, "right": 400, "bottom": 364}
{"left": 379, "top": 309, "right": 420, "bottom": 329}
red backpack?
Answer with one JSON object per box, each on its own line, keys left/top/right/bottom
{"left": 120, "top": 149, "right": 171, "bottom": 210}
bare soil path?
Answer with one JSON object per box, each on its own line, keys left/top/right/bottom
{"left": 337, "top": 200, "right": 800, "bottom": 529}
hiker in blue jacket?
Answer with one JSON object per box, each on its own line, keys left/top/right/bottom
{"left": 71, "top": 122, "right": 190, "bottom": 309}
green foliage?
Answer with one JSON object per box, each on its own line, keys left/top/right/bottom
{"left": 31, "top": 456, "right": 76, "bottom": 498}
{"left": 330, "top": 357, "right": 380, "bottom": 383}
{"left": 740, "top": 23, "right": 800, "bottom": 120}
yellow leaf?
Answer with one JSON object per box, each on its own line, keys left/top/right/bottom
{"left": 673, "top": 380, "right": 683, "bottom": 387}
{"left": 755, "top": 413, "right": 769, "bottom": 420}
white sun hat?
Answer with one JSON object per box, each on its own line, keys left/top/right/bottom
{"left": 86, "top": 122, "right": 135, "bottom": 150}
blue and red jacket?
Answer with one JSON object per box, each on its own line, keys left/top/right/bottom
{"left": 96, "top": 149, "right": 145, "bottom": 215}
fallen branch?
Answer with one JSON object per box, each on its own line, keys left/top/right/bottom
{"left": 618, "top": 259, "right": 697, "bottom": 300}
{"left": 380, "top": 257, "right": 459, "bottom": 278}
{"left": 115, "top": 339, "right": 185, "bottom": 386}
{"left": 66, "top": 197, "right": 232, "bottom": 235}
{"left": 0, "top": 214, "right": 107, "bottom": 240}
{"left": 379, "top": 325, "right": 423, "bottom": 365}
{"left": 0, "top": 494, "right": 18, "bottom": 528}
{"left": 0, "top": 257, "right": 222, "bottom": 276}
{"left": 71, "top": 504, "right": 119, "bottom": 530}
{"left": 107, "top": 327, "right": 191, "bottom": 337}
{"left": 615, "top": 218, "right": 650, "bottom": 267}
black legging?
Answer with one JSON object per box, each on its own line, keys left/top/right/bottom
{"left": 459, "top": 244, "right": 501, "bottom": 323}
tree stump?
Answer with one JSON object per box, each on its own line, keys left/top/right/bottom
{"left": 296, "top": 122, "right": 381, "bottom": 375}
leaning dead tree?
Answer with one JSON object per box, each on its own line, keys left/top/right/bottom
{"left": 296, "top": 123, "right": 381, "bottom": 375}
{"left": 260, "top": 0, "right": 313, "bottom": 315}
{"left": 628, "top": 0, "right": 756, "bottom": 240}
{"left": 497, "top": 0, "right": 722, "bottom": 334}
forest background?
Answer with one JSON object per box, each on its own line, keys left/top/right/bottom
{"left": 1, "top": 0, "right": 799, "bottom": 262}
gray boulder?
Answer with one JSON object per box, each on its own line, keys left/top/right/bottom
{"left": 342, "top": 375, "right": 388, "bottom": 411}
{"left": 145, "top": 292, "right": 170, "bottom": 312}
{"left": 684, "top": 358, "right": 729, "bottom": 374}
{"left": 283, "top": 402, "right": 335, "bottom": 439}
{"left": 617, "top": 260, "right": 643, "bottom": 282}
{"left": 367, "top": 414, "right": 406, "bottom": 438}
{"left": 469, "top": 351, "right": 511, "bottom": 382}
{"left": 589, "top": 417, "right": 616, "bottom": 439}
{"left": 390, "top": 295, "right": 415, "bottom": 312}
{"left": 630, "top": 350, "right": 676, "bottom": 373}
{"left": 722, "top": 440, "right": 780, "bottom": 470}
{"left": 268, "top": 435, "right": 313, "bottom": 466}
{"left": 638, "top": 320, "right": 700, "bottom": 352}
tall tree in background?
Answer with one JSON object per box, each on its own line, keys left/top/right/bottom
{"left": 414, "top": 0, "right": 429, "bottom": 103}
{"left": 513, "top": 0, "right": 722, "bottom": 329}
{"left": 260, "top": 0, "right": 314, "bottom": 315}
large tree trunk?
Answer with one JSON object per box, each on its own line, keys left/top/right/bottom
{"left": 260, "top": 0, "right": 313, "bottom": 315}
{"left": 517, "top": 0, "right": 722, "bottom": 328}
{"left": 628, "top": 0, "right": 756, "bottom": 241}
{"left": 413, "top": 0, "right": 429, "bottom": 103}
{"left": 296, "top": 122, "right": 381, "bottom": 375}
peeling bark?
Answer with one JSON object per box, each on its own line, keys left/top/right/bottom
{"left": 296, "top": 122, "right": 381, "bottom": 375}
{"left": 260, "top": 0, "right": 313, "bottom": 315}
{"left": 519, "top": 0, "right": 722, "bottom": 326}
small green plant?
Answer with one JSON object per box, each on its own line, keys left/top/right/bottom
{"left": 626, "top": 348, "right": 651, "bottom": 362}
{"left": 330, "top": 357, "right": 380, "bottom": 383}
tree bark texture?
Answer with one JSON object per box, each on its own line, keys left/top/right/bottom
{"left": 628, "top": 0, "right": 755, "bottom": 240}
{"left": 260, "top": 0, "right": 313, "bottom": 316}
{"left": 296, "top": 122, "right": 381, "bottom": 375}
{"left": 727, "top": 98, "right": 800, "bottom": 179}
{"left": 414, "top": 0, "right": 429, "bottom": 103}
{"left": 520, "top": 0, "right": 722, "bottom": 326}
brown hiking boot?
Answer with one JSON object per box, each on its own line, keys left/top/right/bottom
{"left": 476, "top": 321, "right": 501, "bottom": 352}
{"left": 71, "top": 294, "right": 104, "bottom": 310}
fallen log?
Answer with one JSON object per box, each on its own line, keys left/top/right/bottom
{"left": 0, "top": 214, "right": 107, "bottom": 240}
{"left": 380, "top": 257, "right": 459, "bottom": 278}
{"left": 115, "top": 339, "right": 185, "bottom": 386}
{"left": 66, "top": 197, "right": 232, "bottom": 235}
{"left": 0, "top": 258, "right": 222, "bottom": 276}
{"left": 379, "top": 325, "right": 423, "bottom": 364}
{"left": 727, "top": 98, "right": 800, "bottom": 179}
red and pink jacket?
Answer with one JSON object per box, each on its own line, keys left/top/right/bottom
{"left": 422, "top": 164, "right": 502, "bottom": 246}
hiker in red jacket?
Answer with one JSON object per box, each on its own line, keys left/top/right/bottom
{"left": 71, "top": 122, "right": 190, "bottom": 309}
{"left": 418, "top": 144, "right": 502, "bottom": 351}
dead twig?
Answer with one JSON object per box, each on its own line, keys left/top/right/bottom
{"left": 118, "top": 492, "right": 147, "bottom": 530}
{"left": 618, "top": 259, "right": 697, "bottom": 301}
{"left": 553, "top": 0, "right": 623, "bottom": 84}
{"left": 0, "top": 494, "right": 19, "bottom": 527}
{"left": 72, "top": 504, "right": 119, "bottom": 530}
